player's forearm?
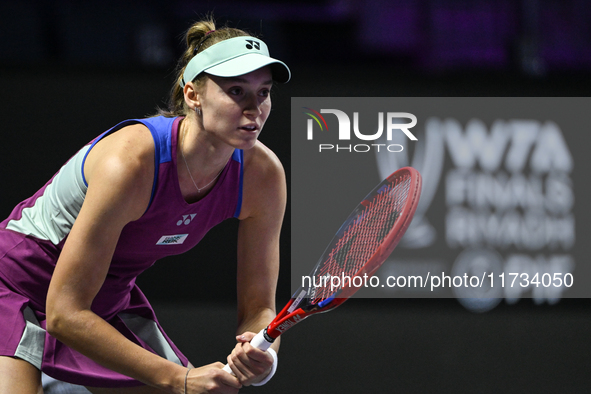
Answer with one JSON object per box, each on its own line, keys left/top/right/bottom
{"left": 47, "top": 308, "right": 186, "bottom": 393}
{"left": 236, "top": 307, "right": 280, "bottom": 352}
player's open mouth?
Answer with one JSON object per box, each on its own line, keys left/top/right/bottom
{"left": 240, "top": 124, "right": 258, "bottom": 132}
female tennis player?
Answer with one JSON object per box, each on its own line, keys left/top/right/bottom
{"left": 0, "top": 18, "right": 290, "bottom": 394}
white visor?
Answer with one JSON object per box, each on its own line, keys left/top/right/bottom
{"left": 181, "top": 36, "right": 291, "bottom": 86}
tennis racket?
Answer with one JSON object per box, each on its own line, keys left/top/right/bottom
{"left": 224, "top": 166, "right": 421, "bottom": 371}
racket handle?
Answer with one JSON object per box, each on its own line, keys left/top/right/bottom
{"left": 250, "top": 328, "right": 274, "bottom": 351}
{"left": 222, "top": 328, "right": 274, "bottom": 374}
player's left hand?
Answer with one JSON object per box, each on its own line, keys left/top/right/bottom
{"left": 226, "top": 332, "right": 274, "bottom": 386}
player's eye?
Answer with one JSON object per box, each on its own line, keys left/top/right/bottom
{"left": 229, "top": 87, "right": 243, "bottom": 95}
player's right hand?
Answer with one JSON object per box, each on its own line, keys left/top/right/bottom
{"left": 185, "top": 362, "right": 242, "bottom": 394}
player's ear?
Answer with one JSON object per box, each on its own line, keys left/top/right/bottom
{"left": 183, "top": 82, "right": 201, "bottom": 110}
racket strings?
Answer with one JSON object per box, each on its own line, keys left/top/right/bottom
{"left": 312, "top": 174, "right": 412, "bottom": 303}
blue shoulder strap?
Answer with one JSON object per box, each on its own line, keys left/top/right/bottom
{"left": 233, "top": 149, "right": 244, "bottom": 218}
{"left": 133, "top": 116, "right": 176, "bottom": 208}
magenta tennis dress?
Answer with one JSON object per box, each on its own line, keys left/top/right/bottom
{"left": 0, "top": 116, "right": 244, "bottom": 387}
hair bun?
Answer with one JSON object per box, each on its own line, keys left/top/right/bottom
{"left": 186, "top": 20, "right": 216, "bottom": 50}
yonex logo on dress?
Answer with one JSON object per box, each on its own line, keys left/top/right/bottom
{"left": 156, "top": 234, "right": 189, "bottom": 245}
{"left": 177, "top": 214, "right": 196, "bottom": 226}
{"left": 245, "top": 40, "right": 260, "bottom": 50}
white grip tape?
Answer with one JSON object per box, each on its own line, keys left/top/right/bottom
{"left": 222, "top": 328, "right": 277, "bottom": 385}
{"left": 222, "top": 362, "right": 233, "bottom": 374}
{"left": 250, "top": 329, "right": 273, "bottom": 350}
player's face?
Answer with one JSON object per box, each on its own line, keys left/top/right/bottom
{"left": 199, "top": 67, "right": 273, "bottom": 150}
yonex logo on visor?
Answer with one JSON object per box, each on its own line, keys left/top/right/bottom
{"left": 245, "top": 40, "right": 260, "bottom": 50}
{"left": 181, "top": 36, "right": 290, "bottom": 86}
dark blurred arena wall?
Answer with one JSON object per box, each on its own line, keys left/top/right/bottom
{"left": 2, "top": 0, "right": 591, "bottom": 74}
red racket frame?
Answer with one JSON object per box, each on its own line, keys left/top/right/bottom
{"left": 264, "top": 167, "right": 422, "bottom": 341}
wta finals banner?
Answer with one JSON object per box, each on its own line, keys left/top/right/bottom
{"left": 291, "top": 97, "right": 589, "bottom": 311}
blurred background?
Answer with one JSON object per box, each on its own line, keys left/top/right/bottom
{"left": 1, "top": 0, "right": 590, "bottom": 392}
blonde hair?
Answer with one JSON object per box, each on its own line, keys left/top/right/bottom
{"left": 158, "top": 18, "right": 250, "bottom": 117}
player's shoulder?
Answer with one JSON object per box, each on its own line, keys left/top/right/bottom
{"left": 84, "top": 122, "right": 155, "bottom": 188}
{"left": 242, "top": 140, "right": 285, "bottom": 184}
{"left": 96, "top": 122, "right": 154, "bottom": 161}
{"left": 238, "top": 141, "right": 286, "bottom": 220}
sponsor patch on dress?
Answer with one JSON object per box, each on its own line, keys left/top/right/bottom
{"left": 156, "top": 234, "right": 189, "bottom": 245}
